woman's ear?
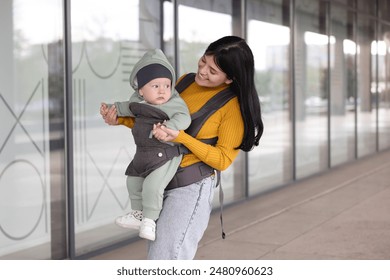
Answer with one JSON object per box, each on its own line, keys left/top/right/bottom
{"left": 225, "top": 78, "right": 233, "bottom": 85}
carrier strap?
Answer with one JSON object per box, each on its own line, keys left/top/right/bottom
{"left": 218, "top": 174, "right": 226, "bottom": 239}
{"left": 170, "top": 137, "right": 218, "bottom": 156}
{"left": 175, "top": 73, "right": 196, "bottom": 93}
{"left": 176, "top": 73, "right": 236, "bottom": 137}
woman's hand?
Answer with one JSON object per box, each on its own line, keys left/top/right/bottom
{"left": 152, "top": 123, "right": 179, "bottom": 142}
{"left": 100, "top": 103, "right": 118, "bottom": 125}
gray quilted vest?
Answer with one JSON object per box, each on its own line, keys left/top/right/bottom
{"left": 125, "top": 102, "right": 183, "bottom": 177}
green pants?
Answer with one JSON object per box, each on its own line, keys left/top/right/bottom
{"left": 126, "top": 155, "right": 182, "bottom": 220}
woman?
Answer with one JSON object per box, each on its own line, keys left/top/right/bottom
{"left": 102, "top": 36, "right": 263, "bottom": 259}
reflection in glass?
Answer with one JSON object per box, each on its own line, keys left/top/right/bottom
{"left": 163, "top": 1, "right": 175, "bottom": 66}
{"left": 247, "top": 2, "right": 292, "bottom": 195}
{"left": 177, "top": 0, "right": 232, "bottom": 75}
{"left": 357, "top": 0, "right": 376, "bottom": 15}
{"left": 71, "top": 0, "right": 162, "bottom": 256}
{"left": 0, "top": 0, "right": 63, "bottom": 259}
{"left": 295, "top": 0, "right": 328, "bottom": 179}
{"left": 378, "top": 1, "right": 390, "bottom": 21}
{"left": 356, "top": 16, "right": 376, "bottom": 158}
{"left": 330, "top": 6, "right": 356, "bottom": 167}
{"left": 378, "top": 24, "right": 390, "bottom": 150}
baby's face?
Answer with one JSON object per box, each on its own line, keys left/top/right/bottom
{"left": 139, "top": 77, "right": 172, "bottom": 105}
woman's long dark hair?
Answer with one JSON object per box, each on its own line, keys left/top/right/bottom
{"left": 205, "top": 36, "right": 264, "bottom": 152}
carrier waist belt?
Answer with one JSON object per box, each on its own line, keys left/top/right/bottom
{"left": 166, "top": 162, "right": 215, "bottom": 190}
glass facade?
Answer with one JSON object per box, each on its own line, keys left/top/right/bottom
{"left": 1, "top": 0, "right": 389, "bottom": 259}
{"left": 378, "top": 22, "right": 390, "bottom": 150}
{"left": 356, "top": 15, "right": 377, "bottom": 157}
{"left": 294, "top": 0, "right": 329, "bottom": 179}
{"left": 0, "top": 0, "right": 65, "bottom": 259}
{"left": 247, "top": 0, "right": 293, "bottom": 194}
{"left": 70, "top": 0, "right": 163, "bottom": 257}
{"left": 330, "top": 4, "right": 356, "bottom": 166}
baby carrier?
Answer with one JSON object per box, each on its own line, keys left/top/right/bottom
{"left": 167, "top": 72, "right": 236, "bottom": 239}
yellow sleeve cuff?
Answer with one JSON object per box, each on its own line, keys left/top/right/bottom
{"left": 117, "top": 117, "right": 135, "bottom": 128}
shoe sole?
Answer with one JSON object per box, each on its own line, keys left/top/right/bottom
{"left": 115, "top": 220, "right": 141, "bottom": 230}
{"left": 139, "top": 232, "right": 155, "bottom": 241}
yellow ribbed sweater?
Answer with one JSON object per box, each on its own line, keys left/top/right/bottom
{"left": 118, "top": 77, "right": 244, "bottom": 171}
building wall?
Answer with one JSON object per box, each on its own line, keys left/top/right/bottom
{"left": 0, "top": 0, "right": 389, "bottom": 259}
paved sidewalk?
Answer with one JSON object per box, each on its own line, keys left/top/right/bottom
{"left": 91, "top": 149, "right": 390, "bottom": 260}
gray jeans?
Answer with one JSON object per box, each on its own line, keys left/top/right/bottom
{"left": 147, "top": 175, "right": 215, "bottom": 260}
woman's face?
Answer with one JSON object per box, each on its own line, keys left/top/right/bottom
{"left": 195, "top": 55, "right": 232, "bottom": 87}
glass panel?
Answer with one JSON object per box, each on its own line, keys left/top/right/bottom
{"left": 0, "top": 0, "right": 64, "bottom": 259}
{"left": 163, "top": 1, "right": 176, "bottom": 66}
{"left": 333, "top": 0, "right": 355, "bottom": 8}
{"left": 357, "top": 0, "right": 376, "bottom": 16}
{"left": 295, "top": 0, "right": 329, "bottom": 179}
{"left": 356, "top": 16, "right": 377, "bottom": 158}
{"left": 330, "top": 5, "right": 356, "bottom": 166}
{"left": 177, "top": 0, "right": 232, "bottom": 74}
{"left": 247, "top": 0, "right": 293, "bottom": 195}
{"left": 71, "top": 0, "right": 162, "bottom": 256}
{"left": 176, "top": 0, "right": 238, "bottom": 203}
{"left": 379, "top": 0, "right": 390, "bottom": 21}
{"left": 378, "top": 23, "right": 390, "bottom": 150}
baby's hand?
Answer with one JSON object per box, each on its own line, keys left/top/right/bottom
{"left": 100, "top": 103, "right": 109, "bottom": 117}
{"left": 100, "top": 103, "right": 118, "bottom": 125}
{"left": 152, "top": 123, "right": 179, "bottom": 142}
{"left": 152, "top": 123, "right": 168, "bottom": 140}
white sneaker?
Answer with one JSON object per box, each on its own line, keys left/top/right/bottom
{"left": 139, "top": 218, "right": 156, "bottom": 241}
{"left": 115, "top": 210, "right": 143, "bottom": 229}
